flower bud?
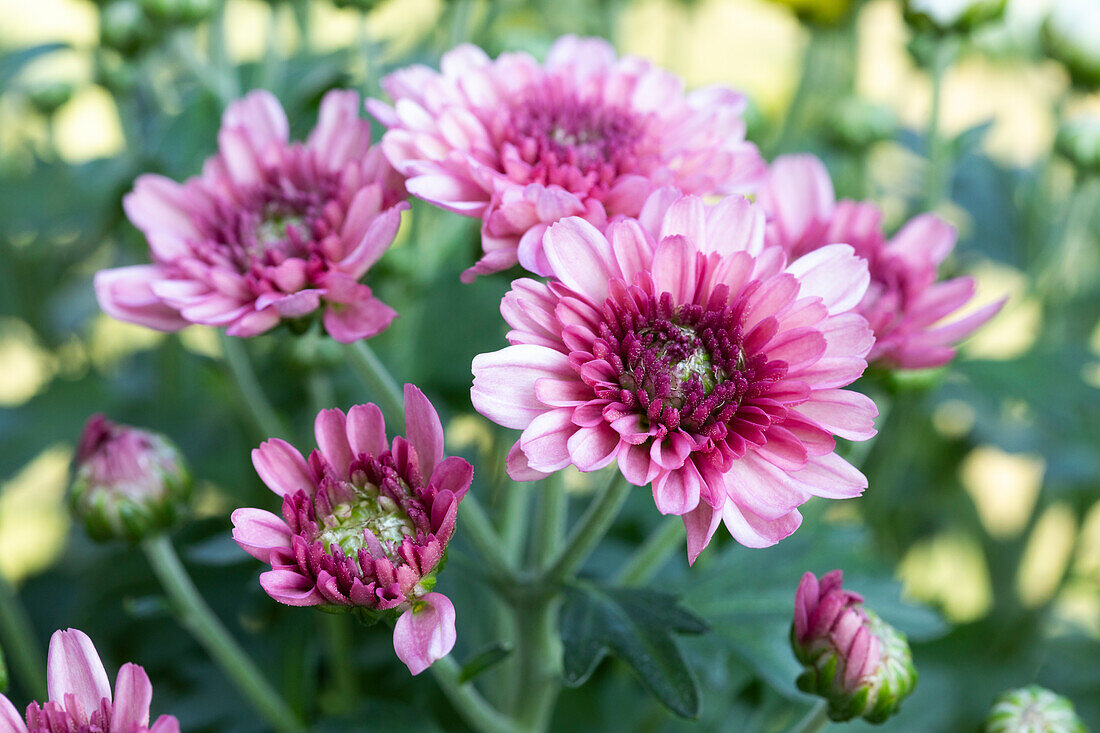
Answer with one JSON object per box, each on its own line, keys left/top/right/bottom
{"left": 1043, "top": 0, "right": 1100, "bottom": 90}
{"left": 26, "top": 81, "right": 75, "bottom": 118}
{"left": 69, "top": 415, "right": 192, "bottom": 543}
{"left": 99, "top": 0, "right": 158, "bottom": 57}
{"left": 903, "top": 0, "right": 1006, "bottom": 34}
{"left": 983, "top": 685, "right": 1086, "bottom": 733}
{"left": 1056, "top": 116, "right": 1100, "bottom": 175}
{"left": 791, "top": 570, "right": 917, "bottom": 723}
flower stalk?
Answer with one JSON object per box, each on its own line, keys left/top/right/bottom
{"left": 542, "top": 472, "right": 633, "bottom": 585}
{"left": 219, "top": 332, "right": 288, "bottom": 439}
{"left": 346, "top": 340, "right": 406, "bottom": 431}
{"left": 0, "top": 575, "right": 46, "bottom": 701}
{"left": 141, "top": 534, "right": 306, "bottom": 733}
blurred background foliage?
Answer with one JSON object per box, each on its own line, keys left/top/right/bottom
{"left": 0, "top": 0, "right": 1098, "bottom": 729}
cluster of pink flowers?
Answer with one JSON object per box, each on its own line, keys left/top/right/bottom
{"left": 0, "top": 629, "right": 178, "bottom": 733}
{"left": 86, "top": 34, "right": 1001, "bottom": 682}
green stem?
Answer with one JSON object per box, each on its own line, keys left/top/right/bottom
{"left": 614, "top": 517, "right": 685, "bottom": 586}
{"left": 319, "top": 610, "right": 357, "bottom": 714}
{"left": 430, "top": 655, "right": 522, "bottom": 733}
{"left": 543, "top": 472, "right": 633, "bottom": 585}
{"left": 345, "top": 340, "right": 405, "bottom": 432}
{"left": 789, "top": 700, "right": 830, "bottom": 733}
{"left": 219, "top": 332, "right": 287, "bottom": 439}
{"left": 530, "top": 475, "right": 567, "bottom": 570}
{"left": 923, "top": 43, "right": 952, "bottom": 212}
{"left": 141, "top": 535, "right": 305, "bottom": 733}
{"left": 460, "top": 493, "right": 517, "bottom": 583}
{"left": 0, "top": 576, "right": 46, "bottom": 700}
{"left": 510, "top": 596, "right": 559, "bottom": 732}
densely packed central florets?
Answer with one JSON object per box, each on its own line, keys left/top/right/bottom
{"left": 500, "top": 85, "right": 647, "bottom": 191}
{"left": 605, "top": 292, "right": 779, "bottom": 434}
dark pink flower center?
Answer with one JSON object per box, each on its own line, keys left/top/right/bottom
{"left": 499, "top": 85, "right": 648, "bottom": 193}
{"left": 280, "top": 450, "right": 441, "bottom": 608}
{"left": 594, "top": 284, "right": 787, "bottom": 435}
{"left": 26, "top": 696, "right": 113, "bottom": 733}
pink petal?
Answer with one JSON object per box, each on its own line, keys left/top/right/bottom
{"left": 123, "top": 175, "right": 204, "bottom": 240}
{"left": 471, "top": 345, "right": 573, "bottom": 429}
{"left": 757, "top": 154, "right": 835, "bottom": 247}
{"left": 684, "top": 502, "right": 723, "bottom": 565}
{"left": 322, "top": 296, "right": 397, "bottom": 343}
{"left": 704, "top": 195, "right": 765, "bottom": 256}
{"left": 792, "top": 453, "right": 867, "bottom": 500}
{"left": 795, "top": 389, "right": 878, "bottom": 441}
{"left": 658, "top": 195, "right": 706, "bottom": 248}
{"left": 252, "top": 440, "right": 313, "bottom": 497}
{"left": 786, "top": 244, "right": 870, "bottom": 314}
{"left": 721, "top": 503, "right": 803, "bottom": 548}
{"left": 518, "top": 408, "right": 577, "bottom": 473}
{"left": 652, "top": 461, "right": 703, "bottom": 516}
{"left": 565, "top": 425, "right": 620, "bottom": 472}
{"left": 429, "top": 456, "right": 474, "bottom": 498}
{"left": 0, "top": 695, "right": 27, "bottom": 733}
{"left": 315, "top": 408, "right": 352, "bottom": 479}
{"left": 259, "top": 569, "right": 323, "bottom": 606}
{"left": 222, "top": 89, "right": 289, "bottom": 148}
{"left": 94, "top": 266, "right": 189, "bottom": 332}
{"left": 111, "top": 664, "right": 152, "bottom": 731}
{"left": 393, "top": 593, "right": 457, "bottom": 675}
{"left": 346, "top": 403, "right": 388, "bottom": 457}
{"left": 403, "top": 383, "right": 445, "bottom": 479}
{"left": 542, "top": 218, "right": 616, "bottom": 303}
{"left": 651, "top": 235, "right": 697, "bottom": 305}
{"left": 506, "top": 440, "right": 551, "bottom": 481}
{"left": 231, "top": 508, "right": 293, "bottom": 564}
{"left": 149, "top": 716, "right": 181, "bottom": 733}
{"left": 47, "top": 629, "right": 111, "bottom": 711}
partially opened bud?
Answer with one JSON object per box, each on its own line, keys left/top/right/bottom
{"left": 70, "top": 415, "right": 192, "bottom": 543}
{"left": 984, "top": 685, "right": 1086, "bottom": 733}
{"left": 791, "top": 570, "right": 917, "bottom": 723}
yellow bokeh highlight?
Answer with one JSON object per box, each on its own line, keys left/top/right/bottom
{"left": 0, "top": 0, "right": 97, "bottom": 47}
{"left": 0, "top": 446, "right": 72, "bottom": 582}
{"left": 899, "top": 529, "right": 993, "bottom": 622}
{"left": 87, "top": 312, "right": 166, "bottom": 371}
{"left": 54, "top": 85, "right": 126, "bottom": 161}
{"left": 1017, "top": 501, "right": 1077, "bottom": 608}
{"left": 932, "top": 398, "right": 976, "bottom": 437}
{"left": 0, "top": 318, "right": 55, "bottom": 407}
{"left": 961, "top": 261, "right": 1041, "bottom": 361}
{"left": 960, "top": 445, "right": 1044, "bottom": 539}
{"left": 179, "top": 325, "right": 223, "bottom": 359}
{"left": 619, "top": 0, "right": 801, "bottom": 114}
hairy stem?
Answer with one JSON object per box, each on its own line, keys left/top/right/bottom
{"left": 141, "top": 535, "right": 305, "bottom": 733}
{"left": 789, "top": 700, "right": 830, "bottom": 733}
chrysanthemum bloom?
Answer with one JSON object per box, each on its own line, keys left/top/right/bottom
{"left": 758, "top": 154, "right": 1003, "bottom": 370}
{"left": 367, "top": 35, "right": 765, "bottom": 282}
{"left": 471, "top": 190, "right": 877, "bottom": 561}
{"left": 0, "top": 628, "right": 179, "bottom": 733}
{"left": 983, "top": 685, "right": 1086, "bottom": 733}
{"left": 96, "top": 89, "right": 408, "bottom": 342}
{"left": 70, "top": 415, "right": 192, "bottom": 543}
{"left": 792, "top": 570, "right": 917, "bottom": 724}
{"left": 231, "top": 385, "right": 472, "bottom": 675}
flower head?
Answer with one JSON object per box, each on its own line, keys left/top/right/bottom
{"left": 368, "top": 35, "right": 764, "bottom": 282}
{"left": 472, "top": 189, "right": 877, "bottom": 561}
{"left": 758, "top": 154, "right": 1004, "bottom": 370}
{"left": 231, "top": 385, "right": 472, "bottom": 675}
{"left": 0, "top": 628, "right": 179, "bottom": 733}
{"left": 70, "top": 415, "right": 191, "bottom": 543}
{"left": 96, "top": 89, "right": 408, "bottom": 343}
{"left": 983, "top": 685, "right": 1086, "bottom": 733}
{"left": 792, "top": 571, "right": 917, "bottom": 724}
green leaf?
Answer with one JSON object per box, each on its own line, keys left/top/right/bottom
{"left": 0, "top": 43, "right": 69, "bottom": 89}
{"left": 457, "top": 641, "right": 513, "bottom": 683}
{"left": 560, "top": 583, "right": 707, "bottom": 718}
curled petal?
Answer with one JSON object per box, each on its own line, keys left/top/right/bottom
{"left": 393, "top": 593, "right": 457, "bottom": 675}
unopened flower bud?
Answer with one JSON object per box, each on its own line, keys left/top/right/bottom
{"left": 1056, "top": 116, "right": 1100, "bottom": 175}
{"left": 70, "top": 415, "right": 192, "bottom": 543}
{"left": 791, "top": 570, "right": 917, "bottom": 723}
{"left": 26, "top": 81, "right": 75, "bottom": 118}
{"left": 99, "top": 0, "right": 158, "bottom": 57}
{"left": 1043, "top": 0, "right": 1100, "bottom": 90}
{"left": 983, "top": 685, "right": 1086, "bottom": 733}
{"left": 904, "top": 0, "right": 1006, "bottom": 34}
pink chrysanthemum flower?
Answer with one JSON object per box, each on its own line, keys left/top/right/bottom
{"left": 0, "top": 628, "right": 179, "bottom": 733}
{"left": 367, "top": 35, "right": 765, "bottom": 282}
{"left": 231, "top": 385, "right": 472, "bottom": 675}
{"left": 758, "top": 154, "right": 1004, "bottom": 369}
{"left": 95, "top": 89, "right": 408, "bottom": 343}
{"left": 471, "top": 189, "right": 877, "bottom": 562}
